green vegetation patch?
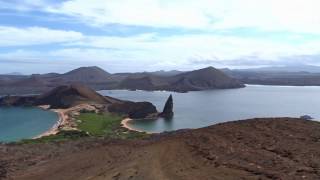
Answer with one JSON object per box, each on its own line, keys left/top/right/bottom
{"left": 19, "top": 112, "right": 149, "bottom": 144}
{"left": 19, "top": 130, "right": 89, "bottom": 144}
{"left": 77, "top": 112, "right": 149, "bottom": 139}
{"left": 77, "top": 113, "right": 122, "bottom": 136}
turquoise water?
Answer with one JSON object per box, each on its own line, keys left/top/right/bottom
{"left": 99, "top": 85, "right": 320, "bottom": 133}
{"left": 0, "top": 107, "right": 58, "bottom": 142}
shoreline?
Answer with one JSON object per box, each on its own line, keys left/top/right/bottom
{"left": 121, "top": 118, "right": 154, "bottom": 134}
{"left": 34, "top": 104, "right": 101, "bottom": 139}
{"left": 33, "top": 108, "right": 67, "bottom": 139}
{"left": 35, "top": 105, "right": 153, "bottom": 139}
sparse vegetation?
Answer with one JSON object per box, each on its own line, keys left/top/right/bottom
{"left": 77, "top": 112, "right": 149, "bottom": 139}
{"left": 19, "top": 112, "right": 149, "bottom": 144}
{"left": 77, "top": 112, "right": 123, "bottom": 136}
{"left": 19, "top": 130, "right": 89, "bottom": 144}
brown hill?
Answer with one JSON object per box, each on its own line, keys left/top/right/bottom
{"left": 118, "top": 75, "right": 169, "bottom": 91}
{"left": 0, "top": 67, "right": 112, "bottom": 95}
{"left": 35, "top": 84, "right": 113, "bottom": 108}
{"left": 118, "top": 67, "right": 245, "bottom": 92}
{"left": 0, "top": 66, "right": 244, "bottom": 95}
{"left": 60, "top": 66, "right": 111, "bottom": 83}
{"left": 168, "top": 66, "right": 245, "bottom": 91}
{"left": 3, "top": 118, "right": 320, "bottom": 179}
{"left": 0, "top": 84, "right": 159, "bottom": 118}
{"left": 0, "top": 84, "right": 111, "bottom": 108}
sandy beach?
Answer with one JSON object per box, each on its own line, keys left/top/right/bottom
{"left": 121, "top": 118, "right": 154, "bottom": 134}
{"left": 36, "top": 104, "right": 152, "bottom": 139}
{"left": 33, "top": 109, "right": 67, "bottom": 139}
{"left": 34, "top": 104, "right": 100, "bottom": 139}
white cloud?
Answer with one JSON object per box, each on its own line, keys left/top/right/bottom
{"left": 2, "top": 0, "right": 320, "bottom": 72}
{"left": 63, "top": 32, "right": 320, "bottom": 62}
{"left": 211, "top": 0, "right": 320, "bottom": 34}
{"left": 0, "top": 26, "right": 84, "bottom": 46}
{"left": 46, "top": 0, "right": 320, "bottom": 34}
{"left": 47, "top": 0, "right": 212, "bottom": 28}
{"left": 2, "top": 31, "right": 320, "bottom": 72}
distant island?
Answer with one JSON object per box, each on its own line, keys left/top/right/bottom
{"left": 0, "top": 66, "right": 244, "bottom": 95}
{"left": 222, "top": 65, "right": 320, "bottom": 86}
{"left": 4, "top": 65, "right": 320, "bottom": 96}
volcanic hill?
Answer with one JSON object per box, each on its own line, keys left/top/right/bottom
{"left": 0, "top": 84, "right": 158, "bottom": 119}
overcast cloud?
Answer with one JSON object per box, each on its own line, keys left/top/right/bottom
{"left": 0, "top": 0, "right": 320, "bottom": 73}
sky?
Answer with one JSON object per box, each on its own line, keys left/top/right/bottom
{"left": 1, "top": 0, "right": 320, "bottom": 74}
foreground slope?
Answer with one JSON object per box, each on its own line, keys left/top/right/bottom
{"left": 2, "top": 118, "right": 320, "bottom": 180}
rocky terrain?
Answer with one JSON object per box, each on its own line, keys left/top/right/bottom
{"left": 1, "top": 118, "right": 320, "bottom": 179}
{"left": 159, "top": 94, "right": 174, "bottom": 119}
{"left": 0, "top": 66, "right": 244, "bottom": 95}
{"left": 0, "top": 84, "right": 158, "bottom": 119}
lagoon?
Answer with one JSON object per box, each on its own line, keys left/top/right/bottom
{"left": 0, "top": 107, "right": 58, "bottom": 142}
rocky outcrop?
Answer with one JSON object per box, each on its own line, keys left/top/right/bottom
{"left": 108, "top": 101, "right": 158, "bottom": 119}
{"left": 159, "top": 94, "right": 174, "bottom": 119}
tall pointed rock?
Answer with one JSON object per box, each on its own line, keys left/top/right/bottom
{"left": 160, "top": 94, "right": 174, "bottom": 119}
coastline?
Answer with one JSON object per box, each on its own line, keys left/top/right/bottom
{"left": 35, "top": 104, "right": 153, "bottom": 139}
{"left": 33, "top": 108, "right": 66, "bottom": 139}
{"left": 34, "top": 104, "right": 100, "bottom": 139}
{"left": 121, "top": 118, "right": 153, "bottom": 134}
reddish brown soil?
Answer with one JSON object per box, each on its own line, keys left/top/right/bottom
{"left": 1, "top": 118, "right": 320, "bottom": 180}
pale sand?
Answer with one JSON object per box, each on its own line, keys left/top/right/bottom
{"left": 34, "top": 104, "right": 97, "bottom": 139}
{"left": 36, "top": 104, "right": 153, "bottom": 138}
{"left": 121, "top": 118, "right": 154, "bottom": 134}
{"left": 33, "top": 109, "right": 66, "bottom": 139}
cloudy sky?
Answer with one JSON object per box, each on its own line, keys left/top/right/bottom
{"left": 1, "top": 0, "right": 320, "bottom": 74}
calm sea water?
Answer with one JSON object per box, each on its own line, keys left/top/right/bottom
{"left": 0, "top": 107, "right": 58, "bottom": 142}
{"left": 99, "top": 85, "right": 320, "bottom": 133}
